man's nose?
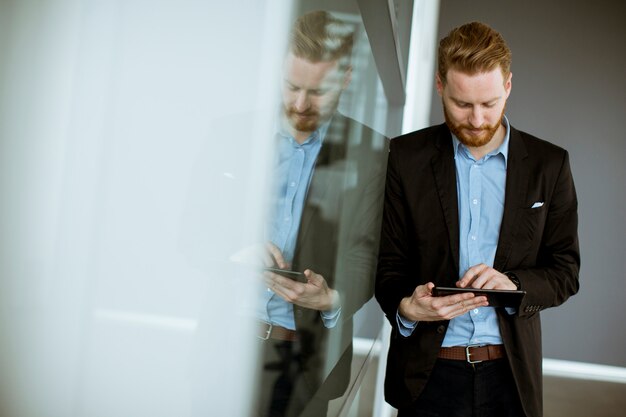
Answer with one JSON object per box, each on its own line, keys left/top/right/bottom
{"left": 468, "top": 107, "right": 485, "bottom": 128}
{"left": 293, "top": 91, "right": 310, "bottom": 112}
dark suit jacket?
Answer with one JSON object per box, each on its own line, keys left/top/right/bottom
{"left": 375, "top": 123, "right": 580, "bottom": 417}
{"left": 181, "top": 112, "right": 388, "bottom": 402}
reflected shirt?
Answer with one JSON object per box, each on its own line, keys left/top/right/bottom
{"left": 397, "top": 116, "right": 511, "bottom": 346}
{"left": 259, "top": 119, "right": 340, "bottom": 330}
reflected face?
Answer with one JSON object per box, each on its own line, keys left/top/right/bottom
{"left": 282, "top": 53, "right": 350, "bottom": 142}
{"left": 437, "top": 67, "right": 511, "bottom": 148}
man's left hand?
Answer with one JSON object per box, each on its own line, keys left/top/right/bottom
{"left": 457, "top": 263, "right": 518, "bottom": 290}
{"left": 264, "top": 269, "right": 339, "bottom": 312}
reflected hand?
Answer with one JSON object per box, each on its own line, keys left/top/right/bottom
{"left": 457, "top": 263, "right": 517, "bottom": 290}
{"left": 398, "top": 282, "right": 488, "bottom": 322}
{"left": 265, "top": 268, "right": 339, "bottom": 312}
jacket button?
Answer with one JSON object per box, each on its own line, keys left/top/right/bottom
{"left": 437, "top": 325, "right": 445, "bottom": 334}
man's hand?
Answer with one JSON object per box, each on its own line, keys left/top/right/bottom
{"left": 399, "top": 282, "right": 488, "bottom": 322}
{"left": 457, "top": 263, "right": 518, "bottom": 290}
{"left": 265, "top": 269, "right": 338, "bottom": 312}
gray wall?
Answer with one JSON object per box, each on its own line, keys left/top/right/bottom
{"left": 430, "top": 0, "right": 626, "bottom": 367}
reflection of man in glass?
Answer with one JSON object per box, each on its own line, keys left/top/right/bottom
{"left": 261, "top": 12, "right": 354, "bottom": 316}
{"left": 254, "top": 10, "right": 387, "bottom": 417}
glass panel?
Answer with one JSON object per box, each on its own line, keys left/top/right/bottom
{"left": 0, "top": 1, "right": 292, "bottom": 416}
{"left": 0, "top": 1, "right": 403, "bottom": 416}
{"left": 247, "top": 2, "right": 397, "bottom": 416}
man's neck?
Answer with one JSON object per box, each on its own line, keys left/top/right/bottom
{"left": 292, "top": 130, "right": 312, "bottom": 144}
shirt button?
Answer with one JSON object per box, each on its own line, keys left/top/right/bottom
{"left": 473, "top": 309, "right": 479, "bottom": 314}
{"left": 471, "top": 235, "right": 477, "bottom": 241}
{"left": 290, "top": 182, "right": 296, "bottom": 187}
{"left": 472, "top": 199, "right": 478, "bottom": 205}
{"left": 437, "top": 325, "right": 446, "bottom": 334}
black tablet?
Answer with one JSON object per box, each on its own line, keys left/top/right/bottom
{"left": 264, "top": 267, "right": 306, "bottom": 283}
{"left": 432, "top": 286, "right": 526, "bottom": 308}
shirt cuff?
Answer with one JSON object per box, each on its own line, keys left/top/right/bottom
{"left": 396, "top": 310, "right": 418, "bottom": 337}
{"left": 321, "top": 306, "right": 342, "bottom": 328}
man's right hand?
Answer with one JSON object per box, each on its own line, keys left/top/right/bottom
{"left": 398, "top": 282, "right": 489, "bottom": 322}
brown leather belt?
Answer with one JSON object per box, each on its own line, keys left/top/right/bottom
{"left": 258, "top": 321, "right": 298, "bottom": 342}
{"left": 438, "top": 344, "right": 506, "bottom": 363}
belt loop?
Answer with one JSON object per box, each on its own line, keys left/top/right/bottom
{"left": 258, "top": 321, "right": 272, "bottom": 340}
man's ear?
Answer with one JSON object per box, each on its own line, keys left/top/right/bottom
{"left": 504, "top": 71, "right": 512, "bottom": 99}
{"left": 342, "top": 66, "right": 353, "bottom": 90}
{"left": 435, "top": 72, "right": 444, "bottom": 96}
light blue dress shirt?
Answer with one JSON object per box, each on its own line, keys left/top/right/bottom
{"left": 398, "top": 117, "right": 511, "bottom": 346}
{"left": 258, "top": 119, "right": 340, "bottom": 330}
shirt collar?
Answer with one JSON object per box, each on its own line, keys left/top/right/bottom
{"left": 452, "top": 115, "right": 511, "bottom": 166}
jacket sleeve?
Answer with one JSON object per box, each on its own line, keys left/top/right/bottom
{"left": 512, "top": 150, "right": 580, "bottom": 317}
{"left": 374, "top": 139, "right": 418, "bottom": 325}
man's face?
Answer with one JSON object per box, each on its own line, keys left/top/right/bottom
{"left": 437, "top": 67, "right": 512, "bottom": 148}
{"left": 282, "top": 53, "right": 350, "bottom": 141}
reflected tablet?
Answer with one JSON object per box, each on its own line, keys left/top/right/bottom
{"left": 432, "top": 287, "right": 526, "bottom": 308}
{"left": 264, "top": 267, "right": 306, "bottom": 282}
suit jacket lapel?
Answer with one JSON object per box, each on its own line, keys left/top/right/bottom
{"left": 431, "top": 126, "right": 460, "bottom": 281}
{"left": 494, "top": 127, "right": 530, "bottom": 271}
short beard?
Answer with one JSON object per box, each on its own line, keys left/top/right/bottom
{"left": 284, "top": 107, "right": 321, "bottom": 133}
{"left": 283, "top": 94, "right": 340, "bottom": 137}
{"left": 443, "top": 103, "right": 505, "bottom": 148}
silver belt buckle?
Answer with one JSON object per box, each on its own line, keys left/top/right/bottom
{"left": 465, "top": 344, "right": 483, "bottom": 364}
{"left": 258, "top": 321, "right": 273, "bottom": 340}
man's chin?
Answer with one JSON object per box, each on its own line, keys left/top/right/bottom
{"left": 289, "top": 117, "right": 319, "bottom": 134}
{"left": 458, "top": 131, "right": 492, "bottom": 147}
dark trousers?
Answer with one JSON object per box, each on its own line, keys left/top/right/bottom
{"left": 254, "top": 339, "right": 329, "bottom": 417}
{"left": 397, "top": 358, "right": 525, "bottom": 417}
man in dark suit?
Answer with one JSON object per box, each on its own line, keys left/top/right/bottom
{"left": 375, "top": 22, "right": 579, "bottom": 417}
{"left": 184, "top": 11, "right": 387, "bottom": 417}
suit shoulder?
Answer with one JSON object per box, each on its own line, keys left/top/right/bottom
{"left": 514, "top": 128, "right": 569, "bottom": 157}
{"left": 390, "top": 124, "right": 446, "bottom": 152}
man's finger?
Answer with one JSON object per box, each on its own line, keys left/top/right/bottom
{"left": 304, "top": 269, "right": 325, "bottom": 285}
{"left": 458, "top": 264, "right": 488, "bottom": 287}
{"left": 414, "top": 282, "right": 435, "bottom": 298}
{"left": 266, "top": 242, "right": 288, "bottom": 268}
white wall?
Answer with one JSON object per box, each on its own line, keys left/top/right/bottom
{"left": 0, "top": 1, "right": 292, "bottom": 415}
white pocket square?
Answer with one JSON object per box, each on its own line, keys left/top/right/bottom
{"left": 531, "top": 201, "right": 544, "bottom": 208}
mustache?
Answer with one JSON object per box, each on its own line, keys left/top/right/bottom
{"left": 456, "top": 123, "right": 497, "bottom": 131}
{"left": 286, "top": 108, "right": 319, "bottom": 117}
